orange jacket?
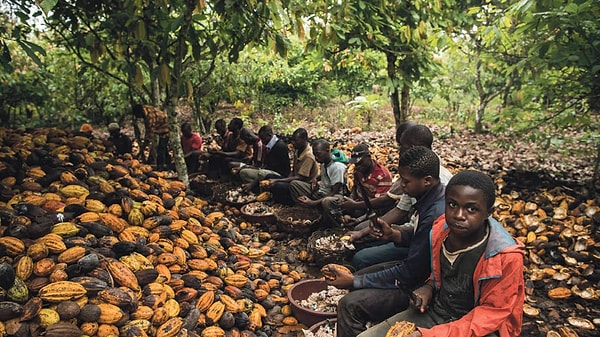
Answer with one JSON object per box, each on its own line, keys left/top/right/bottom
{"left": 420, "top": 214, "right": 525, "bottom": 337}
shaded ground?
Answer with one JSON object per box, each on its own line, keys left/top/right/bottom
{"left": 236, "top": 126, "right": 599, "bottom": 336}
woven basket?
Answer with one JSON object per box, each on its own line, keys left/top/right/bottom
{"left": 307, "top": 228, "right": 354, "bottom": 267}
{"left": 275, "top": 206, "right": 321, "bottom": 235}
{"left": 188, "top": 173, "right": 219, "bottom": 196}
{"left": 212, "top": 183, "right": 256, "bottom": 207}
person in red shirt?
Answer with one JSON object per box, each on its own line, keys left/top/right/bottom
{"left": 343, "top": 143, "right": 393, "bottom": 220}
{"left": 180, "top": 122, "right": 203, "bottom": 173}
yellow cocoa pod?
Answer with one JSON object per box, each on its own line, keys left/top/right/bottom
{"left": 156, "top": 317, "right": 183, "bottom": 337}
{"left": 97, "top": 303, "right": 124, "bottom": 324}
{"left": 57, "top": 246, "right": 86, "bottom": 264}
{"left": 84, "top": 199, "right": 106, "bottom": 212}
{"left": 106, "top": 258, "right": 140, "bottom": 291}
{"left": 39, "top": 281, "right": 87, "bottom": 302}
{"left": 15, "top": 255, "right": 34, "bottom": 280}
{"left": 224, "top": 274, "right": 248, "bottom": 288}
{"left": 60, "top": 171, "right": 79, "bottom": 184}
{"left": 385, "top": 321, "right": 416, "bottom": 337}
{"left": 206, "top": 301, "right": 225, "bottom": 324}
{"left": 38, "top": 308, "right": 61, "bottom": 327}
{"left": 219, "top": 294, "right": 240, "bottom": 313}
{"left": 0, "top": 236, "right": 25, "bottom": 256}
{"left": 60, "top": 185, "right": 89, "bottom": 198}
{"left": 196, "top": 290, "right": 215, "bottom": 312}
{"left": 256, "top": 192, "right": 271, "bottom": 202}
{"left": 128, "top": 208, "right": 145, "bottom": 226}
{"left": 201, "top": 326, "right": 225, "bottom": 337}
{"left": 77, "top": 211, "right": 101, "bottom": 223}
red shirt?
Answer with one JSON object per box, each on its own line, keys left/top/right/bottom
{"left": 358, "top": 159, "right": 392, "bottom": 198}
{"left": 182, "top": 133, "right": 202, "bottom": 154}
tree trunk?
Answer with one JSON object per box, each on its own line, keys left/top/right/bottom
{"left": 386, "top": 52, "right": 402, "bottom": 127}
{"left": 400, "top": 83, "right": 410, "bottom": 122}
{"left": 165, "top": 0, "right": 196, "bottom": 187}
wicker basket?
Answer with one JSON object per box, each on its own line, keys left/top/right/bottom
{"left": 275, "top": 206, "right": 321, "bottom": 235}
{"left": 212, "top": 183, "right": 256, "bottom": 207}
{"left": 307, "top": 228, "right": 355, "bottom": 267}
{"left": 188, "top": 173, "right": 219, "bottom": 196}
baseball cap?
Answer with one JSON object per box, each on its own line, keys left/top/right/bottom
{"left": 108, "top": 123, "right": 120, "bottom": 131}
{"left": 349, "top": 143, "right": 370, "bottom": 163}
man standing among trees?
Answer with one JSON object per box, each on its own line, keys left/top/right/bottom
{"left": 133, "top": 104, "right": 170, "bottom": 170}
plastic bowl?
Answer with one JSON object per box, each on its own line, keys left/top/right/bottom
{"left": 288, "top": 279, "right": 337, "bottom": 327}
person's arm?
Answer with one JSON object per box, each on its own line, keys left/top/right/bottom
{"left": 419, "top": 252, "right": 525, "bottom": 337}
{"left": 352, "top": 215, "right": 433, "bottom": 289}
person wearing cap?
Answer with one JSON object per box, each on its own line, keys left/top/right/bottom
{"left": 106, "top": 122, "right": 133, "bottom": 156}
{"left": 348, "top": 143, "right": 392, "bottom": 204}
{"left": 345, "top": 124, "right": 454, "bottom": 271}
{"left": 181, "top": 122, "right": 203, "bottom": 173}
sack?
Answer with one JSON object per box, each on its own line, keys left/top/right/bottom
{"left": 331, "top": 148, "right": 349, "bottom": 163}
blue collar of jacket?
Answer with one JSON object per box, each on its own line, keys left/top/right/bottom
{"left": 411, "top": 182, "right": 445, "bottom": 215}
{"left": 442, "top": 216, "right": 520, "bottom": 259}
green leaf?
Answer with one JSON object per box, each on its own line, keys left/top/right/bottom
{"left": 37, "top": 0, "right": 59, "bottom": 15}
{"left": 16, "top": 40, "right": 43, "bottom": 67}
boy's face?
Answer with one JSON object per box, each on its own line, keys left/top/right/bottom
{"left": 445, "top": 185, "right": 491, "bottom": 241}
{"left": 398, "top": 167, "right": 430, "bottom": 199}
{"left": 313, "top": 145, "right": 331, "bottom": 164}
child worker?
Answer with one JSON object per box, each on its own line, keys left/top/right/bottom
{"left": 357, "top": 170, "right": 525, "bottom": 337}
{"left": 326, "top": 145, "right": 445, "bottom": 337}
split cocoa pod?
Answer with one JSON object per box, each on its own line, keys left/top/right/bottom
{"left": 385, "top": 321, "right": 416, "bottom": 337}
{"left": 320, "top": 263, "right": 352, "bottom": 281}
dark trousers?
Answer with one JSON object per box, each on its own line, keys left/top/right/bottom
{"left": 185, "top": 152, "right": 201, "bottom": 173}
{"left": 336, "top": 261, "right": 410, "bottom": 337}
{"left": 271, "top": 181, "right": 295, "bottom": 205}
{"left": 156, "top": 136, "right": 170, "bottom": 170}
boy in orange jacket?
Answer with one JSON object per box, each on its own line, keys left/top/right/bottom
{"left": 358, "top": 170, "right": 524, "bottom": 337}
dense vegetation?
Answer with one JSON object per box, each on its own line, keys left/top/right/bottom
{"left": 0, "top": 0, "right": 598, "bottom": 188}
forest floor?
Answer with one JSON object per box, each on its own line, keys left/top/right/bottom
{"left": 249, "top": 124, "right": 599, "bottom": 337}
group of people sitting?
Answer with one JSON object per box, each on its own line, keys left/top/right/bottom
{"left": 93, "top": 108, "right": 524, "bottom": 337}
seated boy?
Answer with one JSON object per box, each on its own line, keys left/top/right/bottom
{"left": 290, "top": 139, "right": 347, "bottom": 227}
{"left": 265, "top": 128, "right": 319, "bottom": 205}
{"left": 358, "top": 170, "right": 524, "bottom": 337}
{"left": 326, "top": 146, "right": 445, "bottom": 337}
{"left": 239, "top": 125, "right": 290, "bottom": 192}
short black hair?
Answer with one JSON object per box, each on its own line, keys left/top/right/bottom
{"left": 401, "top": 124, "right": 434, "bottom": 148}
{"left": 181, "top": 122, "right": 192, "bottom": 132}
{"left": 399, "top": 146, "right": 439, "bottom": 179}
{"left": 395, "top": 121, "right": 417, "bottom": 144}
{"left": 215, "top": 119, "right": 226, "bottom": 129}
{"left": 293, "top": 128, "right": 308, "bottom": 140}
{"left": 229, "top": 117, "right": 243, "bottom": 130}
{"left": 446, "top": 170, "right": 496, "bottom": 211}
{"left": 312, "top": 138, "right": 330, "bottom": 152}
{"left": 258, "top": 125, "right": 273, "bottom": 136}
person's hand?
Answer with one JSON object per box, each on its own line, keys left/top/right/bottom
{"left": 325, "top": 265, "right": 354, "bottom": 289}
{"left": 410, "top": 284, "right": 434, "bottom": 313}
{"left": 310, "top": 179, "right": 319, "bottom": 190}
{"left": 345, "top": 229, "right": 366, "bottom": 243}
{"left": 340, "top": 197, "right": 361, "bottom": 210}
{"left": 297, "top": 195, "right": 315, "bottom": 206}
{"left": 242, "top": 183, "right": 253, "bottom": 193}
{"left": 369, "top": 217, "right": 396, "bottom": 242}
